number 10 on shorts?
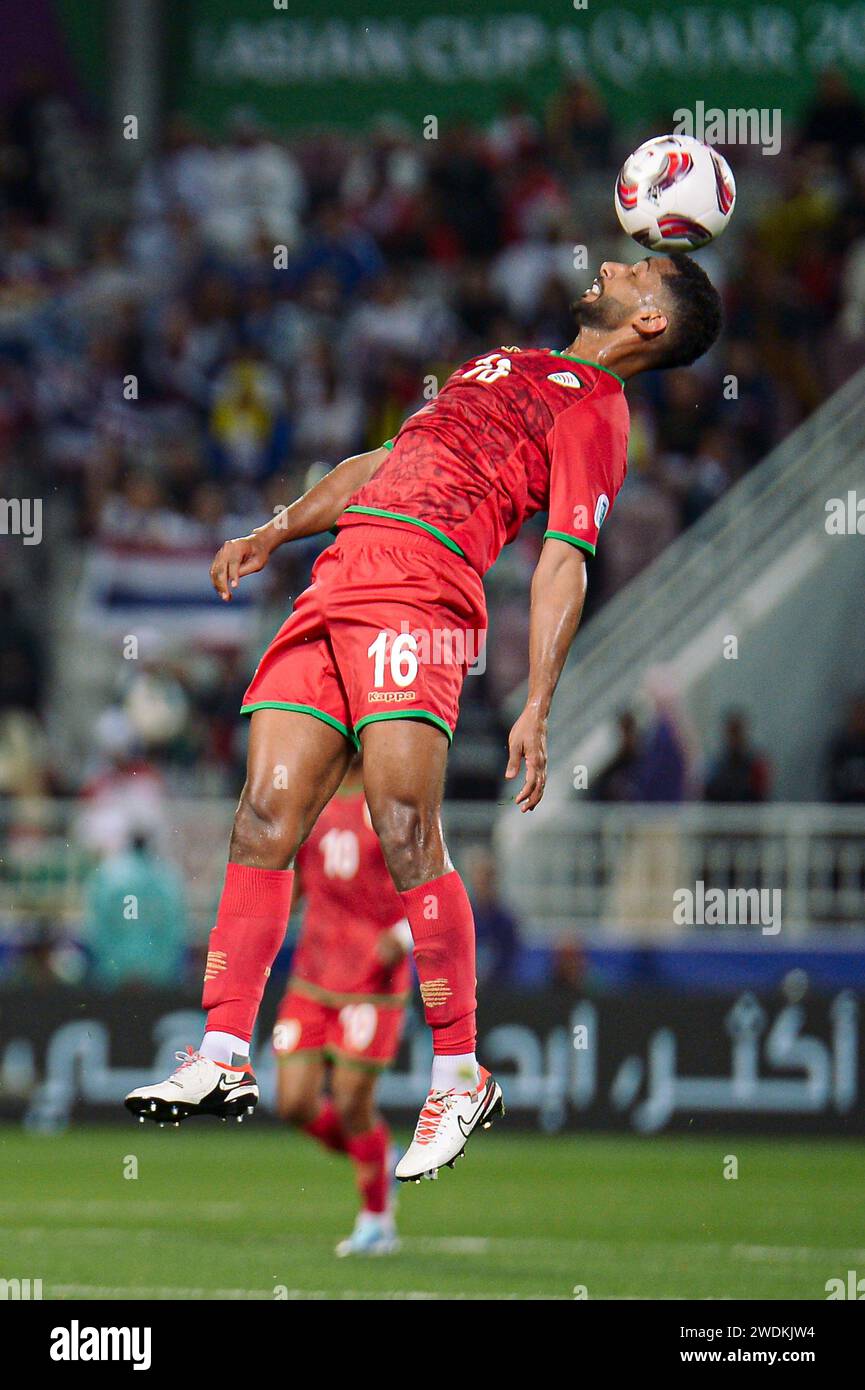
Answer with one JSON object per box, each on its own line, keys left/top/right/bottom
{"left": 367, "top": 630, "right": 419, "bottom": 688}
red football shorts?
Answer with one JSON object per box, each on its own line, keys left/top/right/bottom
{"left": 273, "top": 987, "right": 405, "bottom": 1069}
{"left": 241, "top": 521, "right": 487, "bottom": 746}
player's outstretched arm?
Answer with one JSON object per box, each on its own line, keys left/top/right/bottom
{"left": 505, "top": 537, "right": 587, "bottom": 812}
{"left": 210, "top": 445, "right": 390, "bottom": 601}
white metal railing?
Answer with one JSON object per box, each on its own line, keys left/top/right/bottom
{"left": 493, "top": 801, "right": 865, "bottom": 938}
{"left": 0, "top": 798, "right": 862, "bottom": 942}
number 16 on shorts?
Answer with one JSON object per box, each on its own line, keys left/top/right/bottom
{"left": 367, "top": 629, "right": 419, "bottom": 690}
{"left": 359, "top": 619, "right": 472, "bottom": 734}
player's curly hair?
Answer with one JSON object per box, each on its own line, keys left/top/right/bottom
{"left": 655, "top": 253, "right": 723, "bottom": 369}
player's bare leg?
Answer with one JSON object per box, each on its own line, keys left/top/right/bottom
{"left": 361, "top": 719, "right": 504, "bottom": 1181}
{"left": 125, "top": 711, "right": 352, "bottom": 1125}
{"left": 275, "top": 1053, "right": 327, "bottom": 1128}
{"left": 228, "top": 708, "right": 354, "bottom": 871}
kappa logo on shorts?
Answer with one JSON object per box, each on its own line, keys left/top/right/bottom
{"left": 367, "top": 690, "right": 417, "bottom": 703}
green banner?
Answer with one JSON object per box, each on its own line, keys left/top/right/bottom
{"left": 169, "top": 0, "right": 865, "bottom": 135}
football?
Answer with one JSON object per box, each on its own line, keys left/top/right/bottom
{"left": 614, "top": 133, "right": 736, "bottom": 253}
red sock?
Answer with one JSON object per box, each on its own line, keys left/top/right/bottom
{"left": 303, "top": 1099, "right": 348, "bottom": 1154}
{"left": 346, "top": 1122, "right": 390, "bottom": 1214}
{"left": 400, "top": 870, "right": 477, "bottom": 1055}
{"left": 202, "top": 862, "right": 294, "bottom": 1041}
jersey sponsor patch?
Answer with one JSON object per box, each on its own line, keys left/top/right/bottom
{"left": 547, "top": 370, "right": 583, "bottom": 389}
{"left": 594, "top": 492, "right": 610, "bottom": 529}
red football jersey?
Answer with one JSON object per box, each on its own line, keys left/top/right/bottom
{"left": 291, "top": 790, "right": 410, "bottom": 1000}
{"left": 338, "top": 348, "right": 629, "bottom": 575}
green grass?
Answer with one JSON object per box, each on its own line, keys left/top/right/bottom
{"left": 1, "top": 1126, "right": 862, "bottom": 1300}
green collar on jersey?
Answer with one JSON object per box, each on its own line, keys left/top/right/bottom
{"left": 549, "top": 350, "right": 625, "bottom": 387}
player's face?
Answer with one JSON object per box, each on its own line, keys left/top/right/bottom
{"left": 574, "top": 257, "right": 669, "bottom": 331}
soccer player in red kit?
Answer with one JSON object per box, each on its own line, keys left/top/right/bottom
{"left": 127, "top": 255, "right": 722, "bottom": 1180}
{"left": 273, "top": 756, "right": 410, "bottom": 1255}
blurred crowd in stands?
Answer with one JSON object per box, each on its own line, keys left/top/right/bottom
{"left": 2, "top": 67, "right": 865, "bottom": 832}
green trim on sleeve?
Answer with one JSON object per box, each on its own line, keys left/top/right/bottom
{"left": 381, "top": 439, "right": 395, "bottom": 450}
{"left": 354, "top": 710, "right": 454, "bottom": 744}
{"left": 240, "top": 701, "right": 360, "bottom": 749}
{"left": 342, "top": 506, "right": 466, "bottom": 557}
{"left": 543, "top": 531, "right": 597, "bottom": 557}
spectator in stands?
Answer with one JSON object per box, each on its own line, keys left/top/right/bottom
{"left": 718, "top": 338, "right": 778, "bottom": 469}
{"left": 340, "top": 113, "right": 424, "bottom": 237}
{"left": 600, "top": 460, "right": 680, "bottom": 595}
{"left": 0, "top": 707, "right": 50, "bottom": 799}
{"left": 452, "top": 262, "right": 507, "bottom": 345}
{"left": 135, "top": 115, "right": 219, "bottom": 224}
{"left": 76, "top": 709, "right": 167, "bottom": 857}
{"left": 347, "top": 266, "right": 454, "bottom": 361}
{"left": 2, "top": 69, "right": 75, "bottom": 222}
{"left": 97, "top": 470, "right": 187, "bottom": 546}
{"left": 487, "top": 92, "right": 542, "bottom": 166}
{"left": 206, "top": 345, "right": 290, "bottom": 486}
{"left": 466, "top": 846, "right": 520, "bottom": 987}
{"left": 836, "top": 222, "right": 865, "bottom": 345}
{"left": 289, "top": 199, "right": 384, "bottom": 298}
{"left": 635, "top": 669, "right": 695, "bottom": 803}
{"left": 490, "top": 206, "right": 579, "bottom": 326}
{"left": 83, "top": 832, "right": 187, "bottom": 989}
{"left": 9, "top": 917, "right": 86, "bottom": 988}
{"left": 800, "top": 68, "right": 865, "bottom": 172}
{"left": 826, "top": 695, "right": 865, "bottom": 803}
{"left": 205, "top": 107, "right": 306, "bottom": 256}
{"left": 651, "top": 369, "right": 710, "bottom": 458}
{"left": 546, "top": 78, "right": 613, "bottom": 173}
{"left": 0, "top": 583, "right": 43, "bottom": 712}
{"left": 705, "top": 710, "right": 771, "bottom": 803}
{"left": 428, "top": 120, "right": 503, "bottom": 258}
{"left": 592, "top": 710, "right": 642, "bottom": 802}
{"left": 681, "top": 425, "right": 737, "bottom": 526}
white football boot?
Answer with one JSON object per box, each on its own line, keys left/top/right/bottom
{"left": 124, "top": 1047, "right": 258, "bottom": 1126}
{"left": 335, "top": 1143, "right": 401, "bottom": 1255}
{"left": 335, "top": 1209, "right": 400, "bottom": 1258}
{"left": 395, "top": 1066, "right": 504, "bottom": 1183}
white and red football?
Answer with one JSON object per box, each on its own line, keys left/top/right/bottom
{"left": 615, "top": 133, "right": 736, "bottom": 253}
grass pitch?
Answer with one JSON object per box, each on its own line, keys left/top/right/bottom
{"left": 1, "top": 1126, "right": 861, "bottom": 1300}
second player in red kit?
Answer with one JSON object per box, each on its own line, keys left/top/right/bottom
{"left": 275, "top": 776, "right": 410, "bottom": 1069}
{"left": 273, "top": 759, "right": 410, "bottom": 1256}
